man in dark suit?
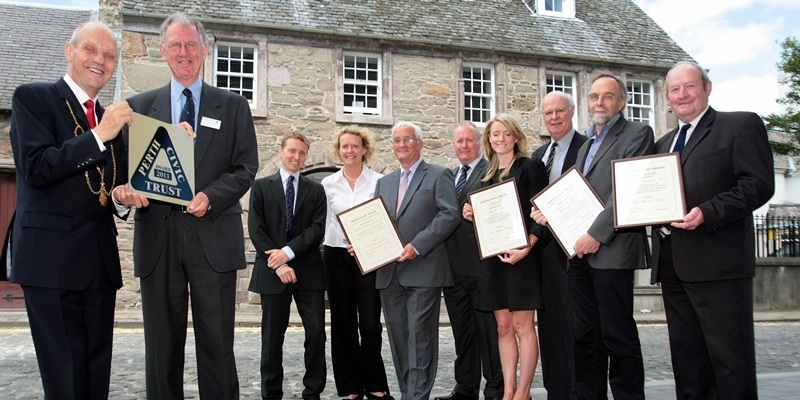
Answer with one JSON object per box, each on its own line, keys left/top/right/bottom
{"left": 437, "top": 122, "right": 503, "bottom": 400}
{"left": 114, "top": 13, "right": 258, "bottom": 400}
{"left": 8, "top": 21, "right": 133, "bottom": 399}
{"left": 569, "top": 74, "right": 652, "bottom": 399}
{"left": 651, "top": 61, "right": 773, "bottom": 399}
{"left": 375, "top": 122, "right": 460, "bottom": 400}
{"left": 248, "top": 132, "right": 327, "bottom": 400}
{"left": 531, "top": 91, "right": 586, "bottom": 400}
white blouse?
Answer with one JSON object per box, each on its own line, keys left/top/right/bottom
{"left": 321, "top": 167, "right": 384, "bottom": 248}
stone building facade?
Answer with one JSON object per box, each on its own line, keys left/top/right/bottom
{"left": 2, "top": 0, "right": 693, "bottom": 312}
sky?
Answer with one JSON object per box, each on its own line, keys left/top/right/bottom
{"left": 9, "top": 0, "right": 800, "bottom": 116}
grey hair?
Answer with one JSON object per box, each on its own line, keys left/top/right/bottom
{"left": 159, "top": 12, "right": 207, "bottom": 45}
{"left": 453, "top": 121, "right": 481, "bottom": 140}
{"left": 544, "top": 90, "right": 575, "bottom": 108}
{"left": 69, "top": 21, "right": 114, "bottom": 45}
{"left": 392, "top": 121, "right": 423, "bottom": 141}
{"left": 589, "top": 72, "right": 627, "bottom": 102}
{"left": 667, "top": 61, "right": 712, "bottom": 87}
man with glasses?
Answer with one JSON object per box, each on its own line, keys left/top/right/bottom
{"left": 114, "top": 12, "right": 258, "bottom": 399}
{"left": 373, "top": 122, "right": 459, "bottom": 400}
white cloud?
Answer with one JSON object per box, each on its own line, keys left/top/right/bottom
{"left": 709, "top": 75, "right": 781, "bottom": 115}
{"left": 688, "top": 22, "right": 779, "bottom": 68}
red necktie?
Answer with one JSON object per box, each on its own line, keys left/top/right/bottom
{"left": 84, "top": 99, "right": 97, "bottom": 129}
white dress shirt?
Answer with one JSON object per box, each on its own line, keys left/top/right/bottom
{"left": 322, "top": 167, "right": 384, "bottom": 248}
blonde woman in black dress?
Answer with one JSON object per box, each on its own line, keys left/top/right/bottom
{"left": 463, "top": 114, "right": 547, "bottom": 400}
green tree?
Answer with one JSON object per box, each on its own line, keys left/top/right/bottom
{"left": 765, "top": 37, "right": 800, "bottom": 155}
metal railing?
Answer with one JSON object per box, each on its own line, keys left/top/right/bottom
{"left": 754, "top": 216, "right": 800, "bottom": 258}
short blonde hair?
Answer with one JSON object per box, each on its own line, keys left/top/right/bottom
{"left": 330, "top": 125, "right": 376, "bottom": 164}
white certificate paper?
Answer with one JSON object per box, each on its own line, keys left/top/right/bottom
{"left": 612, "top": 153, "right": 686, "bottom": 229}
{"left": 468, "top": 179, "right": 530, "bottom": 260}
{"left": 531, "top": 167, "right": 604, "bottom": 259}
{"left": 336, "top": 196, "right": 405, "bottom": 274}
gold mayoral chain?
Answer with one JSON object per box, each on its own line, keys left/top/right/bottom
{"left": 65, "top": 99, "right": 116, "bottom": 206}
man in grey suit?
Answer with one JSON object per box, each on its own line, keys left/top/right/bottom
{"left": 374, "top": 121, "right": 460, "bottom": 400}
{"left": 530, "top": 91, "right": 586, "bottom": 400}
{"left": 114, "top": 13, "right": 258, "bottom": 400}
{"left": 437, "top": 122, "right": 503, "bottom": 400}
{"left": 569, "top": 74, "right": 652, "bottom": 399}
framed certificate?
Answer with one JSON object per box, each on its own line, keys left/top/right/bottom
{"left": 612, "top": 153, "right": 686, "bottom": 229}
{"left": 531, "top": 167, "right": 604, "bottom": 259}
{"left": 128, "top": 113, "right": 195, "bottom": 205}
{"left": 336, "top": 196, "right": 405, "bottom": 275}
{"left": 468, "top": 178, "right": 530, "bottom": 260}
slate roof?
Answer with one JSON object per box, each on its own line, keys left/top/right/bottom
{"left": 121, "top": 0, "right": 691, "bottom": 68}
{"left": 0, "top": 2, "right": 117, "bottom": 110}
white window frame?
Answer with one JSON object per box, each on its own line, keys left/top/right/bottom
{"left": 536, "top": 0, "right": 575, "bottom": 18}
{"left": 544, "top": 71, "right": 578, "bottom": 128}
{"left": 462, "top": 62, "right": 495, "bottom": 126}
{"left": 335, "top": 49, "right": 393, "bottom": 125}
{"left": 627, "top": 80, "right": 655, "bottom": 128}
{"left": 213, "top": 42, "right": 258, "bottom": 109}
{"left": 342, "top": 52, "right": 382, "bottom": 116}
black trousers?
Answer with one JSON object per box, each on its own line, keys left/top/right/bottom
{"left": 23, "top": 259, "right": 116, "bottom": 400}
{"left": 659, "top": 238, "right": 758, "bottom": 400}
{"left": 324, "top": 246, "right": 389, "bottom": 396}
{"left": 569, "top": 260, "right": 644, "bottom": 400}
{"left": 538, "top": 254, "right": 575, "bottom": 400}
{"left": 442, "top": 272, "right": 504, "bottom": 399}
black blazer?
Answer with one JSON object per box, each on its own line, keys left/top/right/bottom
{"left": 531, "top": 130, "right": 587, "bottom": 268}
{"left": 127, "top": 83, "right": 258, "bottom": 277}
{"left": 651, "top": 108, "right": 774, "bottom": 283}
{"left": 445, "top": 157, "right": 489, "bottom": 277}
{"left": 9, "top": 78, "right": 126, "bottom": 290}
{"left": 248, "top": 172, "right": 327, "bottom": 294}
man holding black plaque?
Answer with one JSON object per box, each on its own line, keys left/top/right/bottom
{"left": 566, "top": 74, "right": 652, "bottom": 399}
{"left": 651, "top": 61, "right": 773, "bottom": 399}
{"left": 375, "top": 121, "right": 459, "bottom": 400}
{"left": 114, "top": 12, "right": 258, "bottom": 399}
{"left": 437, "top": 122, "right": 503, "bottom": 400}
{"left": 530, "top": 91, "right": 586, "bottom": 399}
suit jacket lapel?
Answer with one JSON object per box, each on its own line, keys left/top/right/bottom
{"left": 563, "top": 130, "right": 585, "bottom": 170}
{"left": 56, "top": 78, "right": 92, "bottom": 131}
{"left": 680, "top": 108, "right": 715, "bottom": 164}
{"left": 585, "top": 120, "right": 622, "bottom": 175}
{"left": 194, "top": 83, "right": 222, "bottom": 167}
{"left": 397, "top": 160, "right": 427, "bottom": 218}
{"left": 295, "top": 175, "right": 311, "bottom": 212}
{"left": 269, "top": 173, "right": 287, "bottom": 217}
{"left": 463, "top": 158, "right": 487, "bottom": 202}
{"left": 385, "top": 169, "right": 401, "bottom": 218}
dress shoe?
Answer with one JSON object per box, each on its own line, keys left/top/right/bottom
{"left": 365, "top": 392, "right": 395, "bottom": 400}
{"left": 434, "top": 389, "right": 478, "bottom": 400}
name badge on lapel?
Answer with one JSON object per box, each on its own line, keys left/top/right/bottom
{"left": 200, "top": 116, "right": 221, "bottom": 130}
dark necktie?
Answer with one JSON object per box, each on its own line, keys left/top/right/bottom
{"left": 180, "top": 88, "right": 195, "bottom": 131}
{"left": 84, "top": 99, "right": 97, "bottom": 129}
{"left": 545, "top": 142, "right": 558, "bottom": 179}
{"left": 455, "top": 165, "right": 470, "bottom": 198}
{"left": 672, "top": 123, "right": 692, "bottom": 154}
{"left": 285, "top": 175, "right": 295, "bottom": 241}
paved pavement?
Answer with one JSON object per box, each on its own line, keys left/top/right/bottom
{"left": 1, "top": 309, "right": 799, "bottom": 399}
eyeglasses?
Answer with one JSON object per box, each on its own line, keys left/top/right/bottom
{"left": 165, "top": 41, "right": 201, "bottom": 53}
{"left": 543, "top": 107, "right": 571, "bottom": 118}
{"left": 392, "top": 137, "right": 418, "bottom": 145}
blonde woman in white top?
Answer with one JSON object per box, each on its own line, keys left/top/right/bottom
{"left": 322, "top": 126, "right": 393, "bottom": 400}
